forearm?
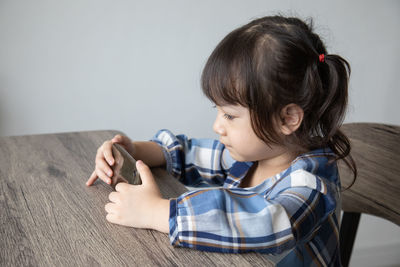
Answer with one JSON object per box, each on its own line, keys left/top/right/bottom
{"left": 169, "top": 188, "right": 296, "bottom": 253}
{"left": 132, "top": 141, "right": 166, "bottom": 168}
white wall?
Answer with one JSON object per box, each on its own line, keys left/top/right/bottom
{"left": 1, "top": 0, "right": 399, "bottom": 266}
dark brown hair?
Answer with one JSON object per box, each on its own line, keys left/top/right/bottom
{"left": 201, "top": 15, "right": 357, "bottom": 184}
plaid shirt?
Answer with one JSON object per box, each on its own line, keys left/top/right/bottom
{"left": 151, "top": 129, "right": 341, "bottom": 266}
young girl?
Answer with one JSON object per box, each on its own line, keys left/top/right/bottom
{"left": 86, "top": 15, "right": 356, "bottom": 266}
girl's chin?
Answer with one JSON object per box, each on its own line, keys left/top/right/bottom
{"left": 227, "top": 149, "right": 247, "bottom": 162}
{"left": 228, "top": 149, "right": 256, "bottom": 162}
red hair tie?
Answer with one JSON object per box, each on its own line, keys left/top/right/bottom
{"left": 319, "top": 54, "right": 325, "bottom": 63}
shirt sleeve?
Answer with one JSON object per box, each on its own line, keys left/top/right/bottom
{"left": 151, "top": 129, "right": 234, "bottom": 187}
{"left": 168, "top": 172, "right": 336, "bottom": 255}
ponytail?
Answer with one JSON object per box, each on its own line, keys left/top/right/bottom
{"left": 321, "top": 55, "right": 357, "bottom": 189}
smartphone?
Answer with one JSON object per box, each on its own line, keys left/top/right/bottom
{"left": 110, "top": 143, "right": 142, "bottom": 187}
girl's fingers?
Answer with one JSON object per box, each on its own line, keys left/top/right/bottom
{"left": 135, "top": 160, "right": 156, "bottom": 187}
{"left": 111, "top": 134, "right": 122, "bottom": 143}
{"left": 105, "top": 202, "right": 117, "bottom": 213}
{"left": 108, "top": 191, "right": 120, "bottom": 203}
{"left": 96, "top": 154, "right": 113, "bottom": 177}
{"left": 112, "top": 135, "right": 133, "bottom": 151}
{"left": 102, "top": 141, "right": 115, "bottom": 166}
{"left": 106, "top": 213, "right": 119, "bottom": 224}
{"left": 95, "top": 168, "right": 112, "bottom": 185}
{"left": 86, "top": 171, "right": 98, "bottom": 186}
{"left": 115, "top": 182, "right": 129, "bottom": 192}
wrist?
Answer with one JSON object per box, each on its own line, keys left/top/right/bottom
{"left": 152, "top": 199, "right": 170, "bottom": 233}
{"left": 131, "top": 141, "right": 166, "bottom": 167}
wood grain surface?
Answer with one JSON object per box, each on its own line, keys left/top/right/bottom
{"left": 0, "top": 130, "right": 273, "bottom": 266}
{"left": 339, "top": 123, "right": 400, "bottom": 225}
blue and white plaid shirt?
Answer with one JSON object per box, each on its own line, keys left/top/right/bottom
{"left": 151, "top": 129, "right": 341, "bottom": 266}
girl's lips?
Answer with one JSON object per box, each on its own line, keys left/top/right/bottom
{"left": 222, "top": 143, "right": 231, "bottom": 148}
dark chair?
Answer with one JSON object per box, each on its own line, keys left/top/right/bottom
{"left": 338, "top": 123, "right": 400, "bottom": 267}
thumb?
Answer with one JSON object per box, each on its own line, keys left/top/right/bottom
{"left": 136, "top": 160, "right": 156, "bottom": 186}
{"left": 112, "top": 134, "right": 130, "bottom": 145}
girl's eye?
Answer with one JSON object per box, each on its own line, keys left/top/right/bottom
{"left": 223, "top": 114, "right": 235, "bottom": 120}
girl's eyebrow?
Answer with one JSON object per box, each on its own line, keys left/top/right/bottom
{"left": 219, "top": 104, "right": 238, "bottom": 109}
{"left": 219, "top": 105, "right": 242, "bottom": 115}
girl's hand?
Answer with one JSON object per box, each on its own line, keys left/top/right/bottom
{"left": 104, "top": 160, "right": 170, "bottom": 232}
{"left": 86, "top": 134, "right": 136, "bottom": 186}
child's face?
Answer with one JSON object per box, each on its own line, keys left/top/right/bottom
{"left": 213, "top": 105, "right": 285, "bottom": 162}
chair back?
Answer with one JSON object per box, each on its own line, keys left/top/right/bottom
{"left": 339, "top": 123, "right": 400, "bottom": 224}
{"left": 339, "top": 123, "right": 400, "bottom": 267}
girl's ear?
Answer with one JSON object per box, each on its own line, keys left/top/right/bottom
{"left": 279, "top": 104, "right": 304, "bottom": 135}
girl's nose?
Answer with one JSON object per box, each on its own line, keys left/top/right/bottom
{"left": 213, "top": 116, "right": 226, "bottom": 136}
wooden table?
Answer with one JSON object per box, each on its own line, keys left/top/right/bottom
{"left": 0, "top": 130, "right": 273, "bottom": 266}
